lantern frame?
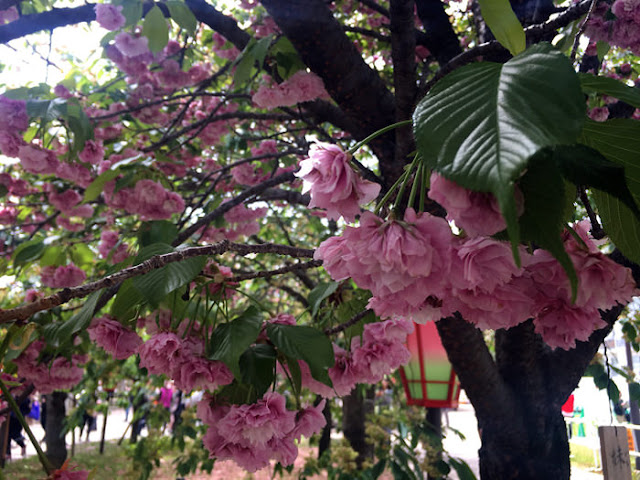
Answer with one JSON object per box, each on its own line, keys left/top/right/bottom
{"left": 399, "top": 321, "right": 461, "bottom": 409}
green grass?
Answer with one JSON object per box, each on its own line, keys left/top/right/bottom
{"left": 569, "top": 440, "right": 601, "bottom": 472}
{"left": 1, "top": 441, "right": 132, "bottom": 480}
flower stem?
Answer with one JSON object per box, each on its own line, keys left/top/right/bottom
{"left": 0, "top": 377, "right": 54, "bottom": 475}
{"left": 346, "top": 119, "right": 412, "bottom": 155}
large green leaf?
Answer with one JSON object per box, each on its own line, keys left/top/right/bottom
{"left": 239, "top": 344, "right": 276, "bottom": 397}
{"left": 414, "top": 42, "right": 585, "bottom": 261}
{"left": 142, "top": 5, "right": 169, "bottom": 53}
{"left": 593, "top": 191, "right": 640, "bottom": 264}
{"left": 478, "top": 0, "right": 525, "bottom": 56}
{"left": 209, "top": 307, "right": 263, "bottom": 377}
{"left": 551, "top": 144, "right": 640, "bottom": 217}
{"left": 266, "top": 324, "right": 334, "bottom": 386}
{"left": 579, "top": 119, "right": 640, "bottom": 262}
{"left": 579, "top": 73, "right": 640, "bottom": 108}
{"left": 519, "top": 151, "right": 577, "bottom": 299}
{"left": 110, "top": 278, "right": 144, "bottom": 321}
{"left": 308, "top": 281, "right": 339, "bottom": 318}
{"left": 166, "top": 0, "right": 197, "bottom": 35}
{"left": 12, "top": 239, "right": 45, "bottom": 267}
{"left": 42, "top": 290, "right": 102, "bottom": 346}
{"left": 132, "top": 243, "right": 206, "bottom": 307}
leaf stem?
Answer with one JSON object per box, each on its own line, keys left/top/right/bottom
{"left": 346, "top": 120, "right": 412, "bottom": 155}
{"left": 0, "top": 377, "right": 54, "bottom": 475}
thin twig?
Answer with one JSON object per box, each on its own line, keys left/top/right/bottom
{"left": 231, "top": 260, "right": 322, "bottom": 282}
{"left": 570, "top": 0, "right": 598, "bottom": 63}
{"left": 324, "top": 309, "right": 372, "bottom": 335}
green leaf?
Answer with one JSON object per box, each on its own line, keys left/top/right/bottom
{"left": 26, "top": 98, "right": 67, "bottom": 122}
{"left": 118, "top": 0, "right": 143, "bottom": 27}
{"left": 142, "top": 5, "right": 169, "bottom": 53}
{"left": 414, "top": 42, "right": 585, "bottom": 262}
{"left": 596, "top": 41, "right": 610, "bottom": 62}
{"left": 478, "top": 0, "right": 525, "bottom": 55}
{"left": 217, "top": 381, "right": 257, "bottom": 405}
{"left": 138, "top": 221, "right": 178, "bottom": 247}
{"left": 42, "top": 290, "right": 102, "bottom": 344}
{"left": 69, "top": 243, "right": 94, "bottom": 267}
{"left": 519, "top": 151, "right": 578, "bottom": 299}
{"left": 308, "top": 282, "right": 339, "bottom": 318}
{"left": 449, "top": 458, "right": 478, "bottom": 480}
{"left": 66, "top": 101, "right": 93, "bottom": 152}
{"left": 579, "top": 119, "right": 640, "bottom": 263}
{"left": 285, "top": 355, "right": 302, "bottom": 394}
{"left": 166, "top": 0, "right": 197, "bottom": 34}
{"left": 239, "top": 344, "right": 276, "bottom": 397}
{"left": 110, "top": 278, "right": 144, "bottom": 321}
{"left": 233, "top": 38, "right": 256, "bottom": 86}
{"left": 209, "top": 306, "right": 263, "bottom": 377}
{"left": 83, "top": 168, "right": 121, "bottom": 202}
{"left": 266, "top": 324, "right": 334, "bottom": 386}
{"left": 593, "top": 192, "right": 640, "bottom": 264}
{"left": 551, "top": 144, "right": 640, "bottom": 218}
{"left": 132, "top": 243, "right": 205, "bottom": 307}
{"left": 252, "top": 35, "right": 273, "bottom": 68}
{"left": 39, "top": 246, "right": 66, "bottom": 267}
{"left": 579, "top": 73, "right": 640, "bottom": 108}
{"left": 13, "top": 239, "right": 45, "bottom": 267}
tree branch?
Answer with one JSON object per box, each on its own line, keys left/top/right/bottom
{"left": 415, "top": 0, "right": 462, "bottom": 67}
{"left": 390, "top": 0, "right": 417, "bottom": 165}
{"left": 0, "top": 240, "right": 316, "bottom": 323}
{"left": 174, "top": 170, "right": 297, "bottom": 245}
{"left": 260, "top": 0, "right": 398, "bottom": 183}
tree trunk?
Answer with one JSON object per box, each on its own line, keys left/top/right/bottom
{"left": 436, "top": 308, "right": 622, "bottom": 480}
{"left": 317, "top": 396, "right": 331, "bottom": 459}
{"left": 45, "top": 392, "right": 67, "bottom": 469}
{"left": 342, "top": 387, "right": 374, "bottom": 468}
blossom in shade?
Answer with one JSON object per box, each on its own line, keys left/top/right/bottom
{"left": 315, "top": 208, "right": 453, "bottom": 323}
{"left": 94, "top": 4, "right": 126, "bottom": 31}
{"left": 87, "top": 316, "right": 143, "bottom": 360}
{"left": 428, "top": 172, "right": 524, "bottom": 237}
{"left": 297, "top": 143, "right": 380, "bottom": 221}
{"left": 13, "top": 341, "right": 85, "bottom": 394}
{"left": 17, "top": 145, "right": 59, "bottom": 175}
{"left": 138, "top": 332, "right": 184, "bottom": 376}
{"left": 78, "top": 140, "right": 104, "bottom": 164}
{"left": 0, "top": 96, "right": 28, "bottom": 132}
{"left": 114, "top": 32, "right": 149, "bottom": 57}
{"left": 98, "top": 230, "right": 129, "bottom": 263}
{"left": 40, "top": 264, "right": 86, "bottom": 288}
{"left": 199, "top": 392, "right": 325, "bottom": 472}
{"left": 252, "top": 71, "right": 328, "bottom": 108}
{"left": 0, "top": 131, "right": 26, "bottom": 157}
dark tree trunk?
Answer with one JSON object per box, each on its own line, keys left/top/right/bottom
{"left": 45, "top": 392, "right": 67, "bottom": 469}
{"left": 436, "top": 307, "right": 624, "bottom": 480}
{"left": 317, "top": 396, "right": 331, "bottom": 459}
{"left": 342, "top": 387, "right": 374, "bottom": 468}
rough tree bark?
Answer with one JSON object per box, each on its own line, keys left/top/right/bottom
{"left": 44, "top": 392, "right": 67, "bottom": 469}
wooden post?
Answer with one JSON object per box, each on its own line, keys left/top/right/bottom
{"left": 599, "top": 426, "right": 632, "bottom": 480}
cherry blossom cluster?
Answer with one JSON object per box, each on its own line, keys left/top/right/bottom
{"left": 289, "top": 318, "right": 413, "bottom": 398}
{"left": 296, "top": 142, "right": 381, "bottom": 222}
{"left": 13, "top": 341, "right": 86, "bottom": 394}
{"left": 40, "top": 264, "right": 87, "bottom": 289}
{"left": 198, "top": 392, "right": 325, "bottom": 472}
{"left": 586, "top": 0, "right": 640, "bottom": 54}
{"left": 252, "top": 71, "right": 329, "bottom": 109}
{"left": 314, "top": 167, "right": 637, "bottom": 350}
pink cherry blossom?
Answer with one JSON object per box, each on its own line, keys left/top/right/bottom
{"left": 87, "top": 316, "right": 143, "bottom": 360}
{"left": 94, "top": 4, "right": 125, "bottom": 31}
{"left": 0, "top": 96, "right": 28, "bottom": 132}
{"left": 171, "top": 356, "right": 234, "bottom": 393}
{"left": 362, "top": 318, "right": 414, "bottom": 344}
{"left": 292, "top": 400, "right": 326, "bottom": 440}
{"left": 0, "top": 131, "right": 26, "bottom": 157}
{"left": 138, "top": 332, "right": 183, "bottom": 375}
{"left": 48, "top": 189, "right": 83, "bottom": 215}
{"left": 18, "top": 145, "right": 59, "bottom": 175}
{"left": 51, "top": 467, "right": 89, "bottom": 480}
{"left": 296, "top": 142, "right": 380, "bottom": 221}
{"left": 41, "top": 264, "right": 86, "bottom": 288}
{"left": 428, "top": 172, "right": 524, "bottom": 237}
{"left": 114, "top": 32, "right": 149, "bottom": 57}
{"left": 98, "top": 230, "right": 129, "bottom": 263}
{"left": 78, "top": 140, "right": 104, "bottom": 164}
{"left": 14, "top": 341, "right": 85, "bottom": 394}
